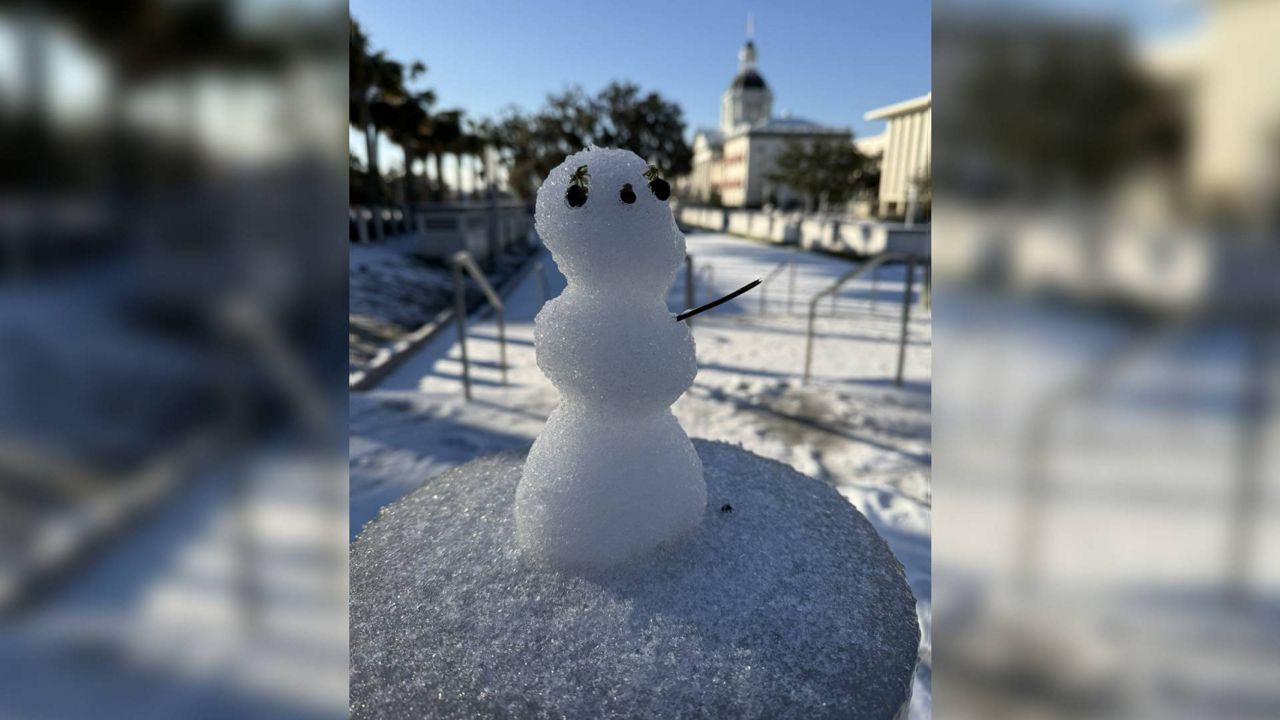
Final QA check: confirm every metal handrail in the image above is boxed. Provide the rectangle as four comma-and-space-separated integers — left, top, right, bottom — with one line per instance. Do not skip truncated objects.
758, 254, 799, 315
803, 252, 917, 385
451, 250, 507, 400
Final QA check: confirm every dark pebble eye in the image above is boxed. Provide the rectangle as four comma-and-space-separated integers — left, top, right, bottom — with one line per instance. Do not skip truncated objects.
566, 185, 588, 208
648, 178, 671, 201
720, 503, 732, 513
619, 183, 636, 204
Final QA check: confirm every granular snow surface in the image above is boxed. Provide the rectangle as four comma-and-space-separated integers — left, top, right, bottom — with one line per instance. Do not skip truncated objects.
349, 440, 919, 720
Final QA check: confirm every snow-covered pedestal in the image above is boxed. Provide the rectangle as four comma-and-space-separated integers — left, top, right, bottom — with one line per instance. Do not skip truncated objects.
350, 440, 919, 719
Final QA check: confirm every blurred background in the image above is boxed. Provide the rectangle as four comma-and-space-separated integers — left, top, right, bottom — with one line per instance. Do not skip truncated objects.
0, 1, 348, 719
18, 0, 1275, 716
933, 0, 1280, 718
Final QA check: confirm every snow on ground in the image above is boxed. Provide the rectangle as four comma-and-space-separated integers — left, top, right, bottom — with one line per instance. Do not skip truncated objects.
348, 234, 533, 373
349, 231, 933, 717
0, 265, 348, 718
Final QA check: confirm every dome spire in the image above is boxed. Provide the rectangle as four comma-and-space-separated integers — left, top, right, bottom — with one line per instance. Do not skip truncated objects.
738, 14, 757, 71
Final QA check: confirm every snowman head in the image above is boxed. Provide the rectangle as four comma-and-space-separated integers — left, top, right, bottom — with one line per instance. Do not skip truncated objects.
535, 147, 684, 294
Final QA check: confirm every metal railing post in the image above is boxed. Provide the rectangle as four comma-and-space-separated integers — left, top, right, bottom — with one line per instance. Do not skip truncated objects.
926, 262, 933, 310
684, 254, 695, 326
354, 208, 370, 244
535, 258, 549, 308
787, 258, 797, 314
870, 263, 880, 310
1013, 319, 1186, 594
1228, 322, 1269, 601
758, 257, 797, 316
450, 251, 509, 399
895, 256, 916, 387
803, 296, 819, 382
373, 205, 386, 243
452, 261, 471, 401
487, 192, 499, 271
496, 306, 508, 387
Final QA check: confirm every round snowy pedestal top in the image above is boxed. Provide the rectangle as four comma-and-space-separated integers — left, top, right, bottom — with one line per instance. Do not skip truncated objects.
350, 440, 919, 720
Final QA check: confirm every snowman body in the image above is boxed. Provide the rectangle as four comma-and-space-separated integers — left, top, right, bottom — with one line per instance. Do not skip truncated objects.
515, 148, 705, 569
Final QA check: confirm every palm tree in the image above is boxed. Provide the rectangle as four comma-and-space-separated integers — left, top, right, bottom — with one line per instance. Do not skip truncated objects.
423, 111, 462, 200
351, 16, 420, 205
368, 57, 421, 190
384, 89, 435, 206
349, 19, 380, 205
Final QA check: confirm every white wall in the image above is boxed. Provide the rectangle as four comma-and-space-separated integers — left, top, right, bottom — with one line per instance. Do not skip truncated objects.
877, 104, 932, 214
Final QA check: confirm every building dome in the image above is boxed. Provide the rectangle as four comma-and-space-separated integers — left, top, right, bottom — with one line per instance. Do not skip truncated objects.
731, 68, 768, 90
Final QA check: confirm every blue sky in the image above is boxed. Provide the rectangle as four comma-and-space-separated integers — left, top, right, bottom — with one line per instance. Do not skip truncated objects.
351, 0, 931, 154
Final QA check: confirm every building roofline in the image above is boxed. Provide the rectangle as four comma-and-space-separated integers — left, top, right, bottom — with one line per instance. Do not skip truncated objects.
723, 127, 851, 141
864, 93, 932, 121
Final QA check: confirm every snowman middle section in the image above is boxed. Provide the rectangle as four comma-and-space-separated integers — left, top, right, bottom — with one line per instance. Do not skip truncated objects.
515, 284, 706, 570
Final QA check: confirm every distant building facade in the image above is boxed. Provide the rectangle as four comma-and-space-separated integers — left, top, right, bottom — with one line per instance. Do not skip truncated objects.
863, 93, 931, 217
682, 34, 850, 208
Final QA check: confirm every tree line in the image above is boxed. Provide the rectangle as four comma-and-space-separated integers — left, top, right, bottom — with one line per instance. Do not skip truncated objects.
350, 15, 693, 205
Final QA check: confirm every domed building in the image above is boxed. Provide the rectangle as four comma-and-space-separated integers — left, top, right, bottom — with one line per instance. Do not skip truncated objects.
683, 29, 851, 209
720, 39, 772, 132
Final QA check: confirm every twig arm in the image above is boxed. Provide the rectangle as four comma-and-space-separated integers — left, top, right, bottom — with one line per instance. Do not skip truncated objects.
676, 279, 761, 322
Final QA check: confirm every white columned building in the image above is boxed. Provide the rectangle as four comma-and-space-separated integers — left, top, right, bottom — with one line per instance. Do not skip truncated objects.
863, 93, 932, 218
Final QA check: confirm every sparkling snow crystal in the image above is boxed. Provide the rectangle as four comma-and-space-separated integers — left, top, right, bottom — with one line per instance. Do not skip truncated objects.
350, 440, 920, 720
516, 147, 706, 569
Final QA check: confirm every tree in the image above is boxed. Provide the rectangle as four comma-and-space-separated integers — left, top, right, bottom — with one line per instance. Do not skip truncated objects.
367, 58, 421, 182
383, 93, 433, 205
913, 172, 931, 206
349, 19, 380, 204
954, 29, 1177, 196
595, 82, 693, 177
767, 139, 876, 212
372, 54, 437, 209
465, 119, 494, 193
350, 16, 421, 204
492, 82, 692, 200
421, 111, 462, 199
464, 119, 494, 195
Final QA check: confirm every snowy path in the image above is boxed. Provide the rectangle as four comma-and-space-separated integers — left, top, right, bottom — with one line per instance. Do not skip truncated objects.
932, 291, 1280, 718
349, 231, 932, 717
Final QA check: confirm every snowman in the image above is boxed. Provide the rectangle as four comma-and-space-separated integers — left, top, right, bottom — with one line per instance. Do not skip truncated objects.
515, 147, 705, 570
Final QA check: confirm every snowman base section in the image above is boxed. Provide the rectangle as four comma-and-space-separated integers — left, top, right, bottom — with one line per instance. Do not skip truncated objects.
350, 440, 919, 720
